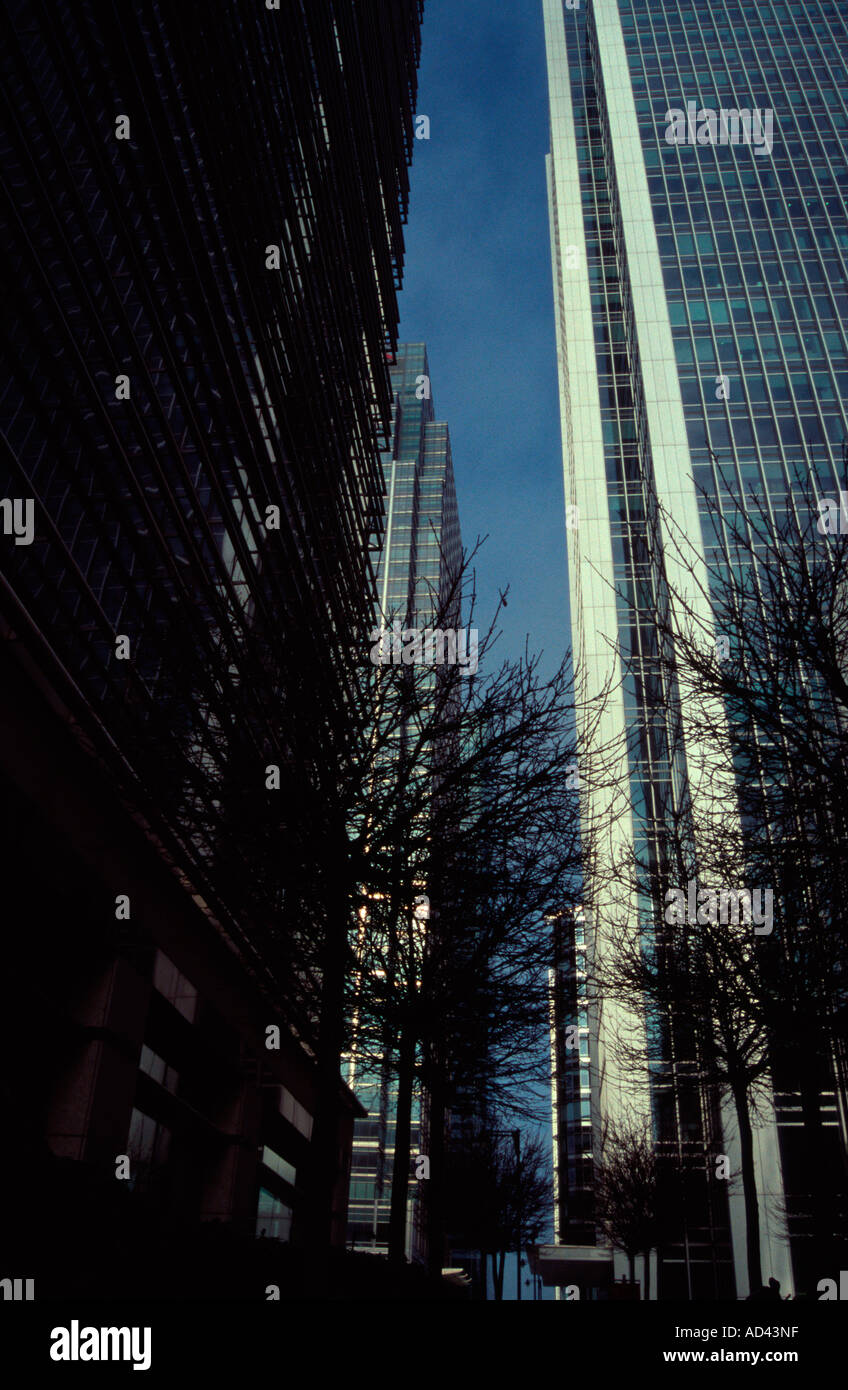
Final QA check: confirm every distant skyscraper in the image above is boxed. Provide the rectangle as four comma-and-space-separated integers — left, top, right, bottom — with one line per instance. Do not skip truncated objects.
377, 345, 463, 638
544, 0, 848, 1299
0, 0, 423, 1281
346, 344, 463, 1259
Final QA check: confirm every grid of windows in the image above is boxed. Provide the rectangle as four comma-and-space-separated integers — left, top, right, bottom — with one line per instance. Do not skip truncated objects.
377, 346, 462, 631
612, 0, 848, 1289
0, 0, 424, 1052
548, 0, 848, 1298
619, 0, 848, 527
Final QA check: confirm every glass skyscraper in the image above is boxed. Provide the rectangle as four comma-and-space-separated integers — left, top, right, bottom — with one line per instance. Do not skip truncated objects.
346, 344, 463, 1258
544, 0, 848, 1298
377, 345, 463, 638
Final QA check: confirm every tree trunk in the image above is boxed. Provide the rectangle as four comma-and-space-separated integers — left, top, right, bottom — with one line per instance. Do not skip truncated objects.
643, 1249, 651, 1301
628, 1250, 636, 1288
732, 1077, 763, 1295
425, 1061, 447, 1279
387, 1021, 416, 1262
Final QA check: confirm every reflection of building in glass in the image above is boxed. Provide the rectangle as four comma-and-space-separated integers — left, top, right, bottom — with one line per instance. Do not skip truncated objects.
544, 0, 848, 1299
346, 344, 463, 1260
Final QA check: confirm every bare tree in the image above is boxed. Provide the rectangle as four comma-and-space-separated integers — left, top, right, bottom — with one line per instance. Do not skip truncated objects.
595, 1116, 660, 1296
443, 1124, 551, 1301
344, 545, 594, 1263
590, 454, 848, 1293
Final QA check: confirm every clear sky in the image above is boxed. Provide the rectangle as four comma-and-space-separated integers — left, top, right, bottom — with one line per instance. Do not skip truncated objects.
398, 2, 563, 1294
398, 0, 569, 678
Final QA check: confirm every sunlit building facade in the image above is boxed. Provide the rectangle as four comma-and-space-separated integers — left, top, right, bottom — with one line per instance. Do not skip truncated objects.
544, 0, 848, 1298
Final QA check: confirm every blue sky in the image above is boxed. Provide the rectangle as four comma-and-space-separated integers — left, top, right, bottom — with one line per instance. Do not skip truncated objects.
398, 0, 568, 677
398, 0, 563, 1295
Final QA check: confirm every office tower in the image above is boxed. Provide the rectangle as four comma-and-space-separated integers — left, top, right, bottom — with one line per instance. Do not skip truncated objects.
377, 346, 463, 639
544, 0, 848, 1298
0, 0, 422, 1288
346, 344, 463, 1260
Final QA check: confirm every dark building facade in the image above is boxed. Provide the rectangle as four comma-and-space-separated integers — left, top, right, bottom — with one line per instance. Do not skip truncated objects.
548, 906, 596, 1251
0, 0, 423, 1291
